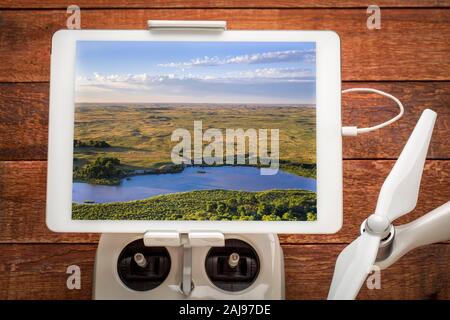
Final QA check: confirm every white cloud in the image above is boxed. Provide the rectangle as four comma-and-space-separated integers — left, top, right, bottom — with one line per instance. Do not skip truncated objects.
76, 67, 316, 104
77, 67, 314, 88
220, 67, 314, 83
75, 67, 315, 103
157, 49, 315, 68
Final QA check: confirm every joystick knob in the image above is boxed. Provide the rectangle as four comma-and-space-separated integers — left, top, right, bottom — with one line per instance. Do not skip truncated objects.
134, 253, 148, 268
205, 239, 260, 292
117, 239, 171, 291
228, 252, 240, 268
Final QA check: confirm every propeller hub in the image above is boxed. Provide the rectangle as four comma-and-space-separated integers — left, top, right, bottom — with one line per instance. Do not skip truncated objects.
366, 214, 391, 235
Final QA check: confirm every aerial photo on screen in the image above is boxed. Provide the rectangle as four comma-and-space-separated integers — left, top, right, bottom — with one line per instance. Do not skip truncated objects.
72, 40, 317, 221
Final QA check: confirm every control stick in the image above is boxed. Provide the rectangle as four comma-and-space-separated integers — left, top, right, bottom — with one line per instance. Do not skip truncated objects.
134, 253, 148, 268
228, 252, 240, 268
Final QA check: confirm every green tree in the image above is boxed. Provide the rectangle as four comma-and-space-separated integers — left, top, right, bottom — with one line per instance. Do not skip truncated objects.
307, 212, 317, 221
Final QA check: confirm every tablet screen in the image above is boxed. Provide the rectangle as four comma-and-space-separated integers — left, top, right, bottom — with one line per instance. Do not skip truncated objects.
72, 40, 317, 222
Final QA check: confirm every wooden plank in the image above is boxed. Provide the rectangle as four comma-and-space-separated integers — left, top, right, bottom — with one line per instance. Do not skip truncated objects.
341, 82, 450, 160
0, 243, 447, 299
0, 244, 96, 300
1, 0, 449, 9
0, 83, 49, 160
1, 160, 448, 244
283, 244, 450, 300
1, 82, 449, 161
0, 9, 449, 82
0, 161, 100, 244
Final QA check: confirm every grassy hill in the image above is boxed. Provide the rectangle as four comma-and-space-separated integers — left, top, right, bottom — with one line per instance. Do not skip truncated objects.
74, 103, 316, 172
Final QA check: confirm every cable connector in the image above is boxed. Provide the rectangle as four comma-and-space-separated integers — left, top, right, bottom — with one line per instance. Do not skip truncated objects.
341, 126, 358, 136
341, 88, 404, 136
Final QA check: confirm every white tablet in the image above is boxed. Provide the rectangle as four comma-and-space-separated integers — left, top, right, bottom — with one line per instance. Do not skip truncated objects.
47, 29, 342, 234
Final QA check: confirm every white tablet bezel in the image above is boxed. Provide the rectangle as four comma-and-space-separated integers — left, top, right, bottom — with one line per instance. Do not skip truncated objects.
47, 29, 342, 234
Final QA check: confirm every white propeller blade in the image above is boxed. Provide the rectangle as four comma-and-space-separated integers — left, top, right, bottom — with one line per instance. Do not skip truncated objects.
327, 232, 380, 300
328, 109, 437, 300
376, 201, 450, 270
375, 109, 437, 221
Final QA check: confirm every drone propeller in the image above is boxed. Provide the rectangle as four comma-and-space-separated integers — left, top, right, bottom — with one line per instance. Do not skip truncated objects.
376, 201, 450, 270
328, 109, 437, 300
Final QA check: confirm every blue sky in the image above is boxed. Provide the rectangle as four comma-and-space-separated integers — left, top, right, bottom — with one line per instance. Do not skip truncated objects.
75, 41, 316, 104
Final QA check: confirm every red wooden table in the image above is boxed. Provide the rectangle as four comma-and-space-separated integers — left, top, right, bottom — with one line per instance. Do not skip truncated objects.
0, 0, 449, 299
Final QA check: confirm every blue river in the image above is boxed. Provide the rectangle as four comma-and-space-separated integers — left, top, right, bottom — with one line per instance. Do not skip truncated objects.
72, 166, 316, 204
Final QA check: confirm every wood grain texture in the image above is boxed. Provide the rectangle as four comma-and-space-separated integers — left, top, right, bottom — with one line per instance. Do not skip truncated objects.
0, 83, 49, 160
1, 160, 448, 244
1, 0, 449, 9
0, 244, 96, 300
341, 82, 450, 160
0, 243, 447, 299
0, 1, 449, 301
1, 82, 449, 161
283, 244, 450, 300
1, 9, 450, 82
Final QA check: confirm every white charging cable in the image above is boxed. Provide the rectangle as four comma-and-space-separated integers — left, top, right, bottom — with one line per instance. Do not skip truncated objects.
341, 88, 404, 136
